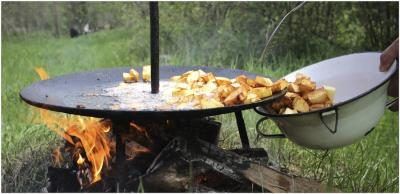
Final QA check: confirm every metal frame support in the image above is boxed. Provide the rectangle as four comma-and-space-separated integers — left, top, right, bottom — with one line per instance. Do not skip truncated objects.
111, 120, 130, 187
149, 2, 159, 94
234, 111, 250, 149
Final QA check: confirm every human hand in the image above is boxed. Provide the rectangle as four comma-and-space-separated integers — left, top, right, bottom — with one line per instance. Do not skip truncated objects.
379, 37, 398, 111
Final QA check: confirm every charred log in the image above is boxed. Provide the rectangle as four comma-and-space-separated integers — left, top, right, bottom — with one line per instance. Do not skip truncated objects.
47, 167, 80, 192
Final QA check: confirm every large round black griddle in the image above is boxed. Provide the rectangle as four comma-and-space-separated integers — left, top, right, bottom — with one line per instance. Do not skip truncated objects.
20, 66, 285, 119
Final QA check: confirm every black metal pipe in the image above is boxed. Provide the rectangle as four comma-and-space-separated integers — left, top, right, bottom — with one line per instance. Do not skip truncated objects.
234, 111, 250, 149
150, 2, 159, 94
111, 119, 130, 187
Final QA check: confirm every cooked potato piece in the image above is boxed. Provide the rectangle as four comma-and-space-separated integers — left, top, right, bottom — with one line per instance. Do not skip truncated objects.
235, 75, 251, 91
310, 103, 325, 111
231, 82, 241, 88
201, 72, 216, 83
142, 65, 151, 82
235, 75, 247, 84
283, 108, 298, 115
191, 81, 205, 89
250, 87, 272, 99
246, 79, 258, 88
129, 69, 140, 82
298, 79, 316, 92
181, 70, 194, 77
197, 69, 207, 76
292, 97, 309, 112
285, 92, 300, 99
188, 71, 202, 84
271, 100, 285, 112
169, 70, 280, 109
301, 92, 309, 101
217, 84, 235, 99
223, 88, 243, 106
323, 85, 336, 102
288, 83, 300, 93
238, 89, 248, 102
216, 77, 232, 86
240, 83, 252, 91
307, 89, 329, 104
172, 88, 194, 97
199, 82, 218, 93
255, 76, 273, 87
177, 94, 195, 103
295, 73, 310, 81
123, 72, 136, 83
175, 82, 190, 89
271, 79, 289, 93
200, 98, 224, 109
244, 92, 260, 104
281, 96, 292, 107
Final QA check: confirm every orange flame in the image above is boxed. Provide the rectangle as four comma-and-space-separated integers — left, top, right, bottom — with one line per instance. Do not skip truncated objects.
130, 122, 152, 143
35, 67, 111, 184
34, 67, 49, 80
52, 147, 64, 168
77, 153, 85, 165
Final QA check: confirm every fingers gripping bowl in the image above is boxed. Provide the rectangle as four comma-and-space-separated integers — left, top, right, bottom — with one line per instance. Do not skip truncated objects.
255, 52, 398, 149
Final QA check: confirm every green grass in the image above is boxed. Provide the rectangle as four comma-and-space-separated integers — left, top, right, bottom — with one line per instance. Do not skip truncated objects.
2, 28, 398, 192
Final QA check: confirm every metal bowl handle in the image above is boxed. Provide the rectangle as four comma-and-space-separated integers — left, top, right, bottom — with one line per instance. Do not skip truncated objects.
319, 108, 338, 134
253, 107, 269, 116
386, 97, 399, 108
255, 116, 286, 139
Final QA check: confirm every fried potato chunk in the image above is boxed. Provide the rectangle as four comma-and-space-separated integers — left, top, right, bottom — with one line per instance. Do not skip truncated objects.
249, 87, 272, 99
285, 92, 300, 99
283, 108, 298, 115
323, 85, 336, 102
307, 88, 329, 104
123, 72, 136, 83
217, 84, 235, 99
223, 88, 243, 106
200, 98, 224, 109
216, 77, 232, 86
255, 76, 273, 87
271, 100, 285, 112
271, 79, 289, 93
167, 70, 287, 109
298, 79, 316, 93
268, 73, 336, 114
288, 83, 300, 93
187, 71, 200, 84
142, 65, 151, 82
200, 72, 216, 83
292, 96, 310, 112
129, 69, 140, 82
246, 79, 258, 88
244, 92, 260, 104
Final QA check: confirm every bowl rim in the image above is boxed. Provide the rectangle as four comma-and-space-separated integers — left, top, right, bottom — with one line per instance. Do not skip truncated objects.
255, 53, 398, 118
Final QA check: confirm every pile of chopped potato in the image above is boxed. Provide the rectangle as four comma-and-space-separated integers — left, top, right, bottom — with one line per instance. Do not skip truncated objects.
122, 65, 151, 83
168, 69, 288, 109
270, 73, 336, 114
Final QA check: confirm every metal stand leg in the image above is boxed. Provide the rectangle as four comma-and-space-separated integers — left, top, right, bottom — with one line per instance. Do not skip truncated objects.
111, 120, 130, 190
235, 111, 250, 149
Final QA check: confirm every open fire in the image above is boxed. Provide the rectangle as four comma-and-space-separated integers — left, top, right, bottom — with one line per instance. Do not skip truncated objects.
35, 68, 114, 185
32, 67, 329, 192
